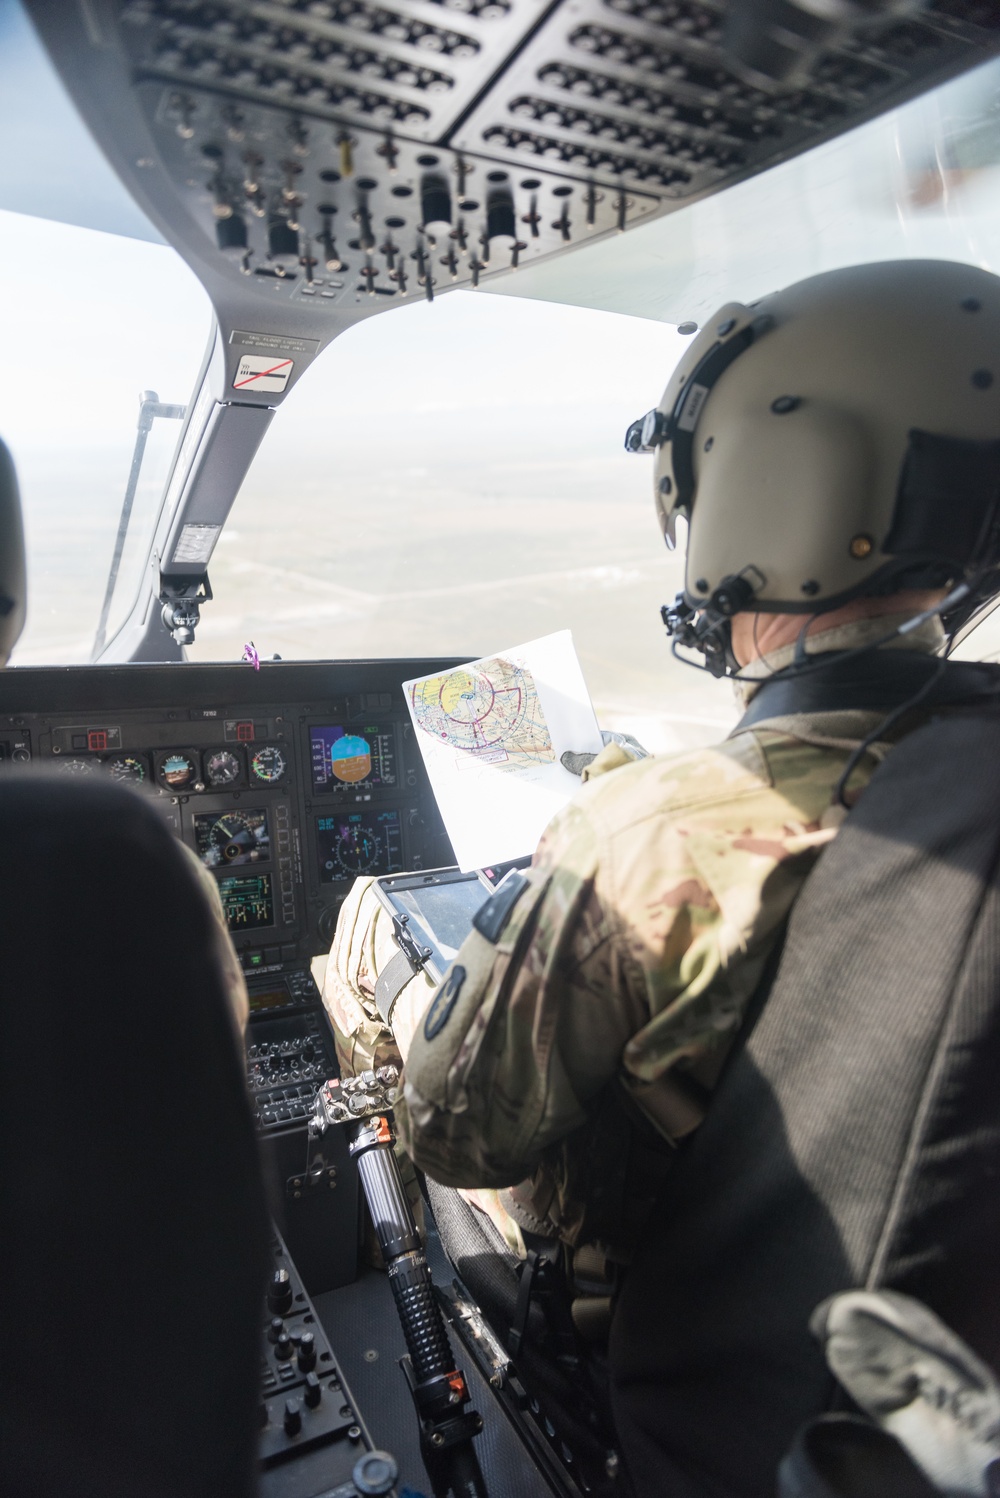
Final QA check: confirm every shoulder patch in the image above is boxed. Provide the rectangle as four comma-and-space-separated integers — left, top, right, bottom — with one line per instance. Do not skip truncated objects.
423, 964, 466, 1040
472, 871, 530, 945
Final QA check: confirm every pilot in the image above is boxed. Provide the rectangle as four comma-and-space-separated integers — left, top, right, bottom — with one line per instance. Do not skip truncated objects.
324, 258, 1000, 1271
0, 438, 249, 1035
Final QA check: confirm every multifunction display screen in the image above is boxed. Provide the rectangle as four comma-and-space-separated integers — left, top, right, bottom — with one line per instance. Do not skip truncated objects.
248, 988, 291, 1014
194, 808, 271, 867
310, 724, 396, 794
218, 872, 274, 931
317, 810, 403, 882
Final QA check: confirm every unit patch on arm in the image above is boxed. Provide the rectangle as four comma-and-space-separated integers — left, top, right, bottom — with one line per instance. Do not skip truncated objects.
424, 965, 466, 1040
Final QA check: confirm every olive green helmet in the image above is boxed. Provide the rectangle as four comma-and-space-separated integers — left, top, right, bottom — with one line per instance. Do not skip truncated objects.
0, 439, 26, 667
626, 260, 1000, 626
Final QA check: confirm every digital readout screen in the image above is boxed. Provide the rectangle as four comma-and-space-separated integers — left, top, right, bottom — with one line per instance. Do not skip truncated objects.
317, 810, 403, 882
248, 988, 290, 1013
310, 725, 396, 793
218, 872, 274, 931
194, 807, 270, 867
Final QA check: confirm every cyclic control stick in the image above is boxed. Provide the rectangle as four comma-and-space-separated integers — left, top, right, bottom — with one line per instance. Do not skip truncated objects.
311, 1067, 488, 1498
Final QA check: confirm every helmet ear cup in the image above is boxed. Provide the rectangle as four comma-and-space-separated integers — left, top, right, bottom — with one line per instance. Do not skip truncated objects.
686, 407, 875, 607
0, 441, 26, 668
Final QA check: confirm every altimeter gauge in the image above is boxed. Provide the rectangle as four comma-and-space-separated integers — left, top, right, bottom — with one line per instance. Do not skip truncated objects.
205, 749, 242, 787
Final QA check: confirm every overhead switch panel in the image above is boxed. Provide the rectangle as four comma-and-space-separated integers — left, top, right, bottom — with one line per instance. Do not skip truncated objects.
27, 0, 1000, 329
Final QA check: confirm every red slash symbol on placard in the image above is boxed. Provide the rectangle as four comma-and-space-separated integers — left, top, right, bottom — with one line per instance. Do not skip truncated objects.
233, 358, 292, 389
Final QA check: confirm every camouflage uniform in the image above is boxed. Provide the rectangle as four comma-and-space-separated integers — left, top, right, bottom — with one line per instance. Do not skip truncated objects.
323, 617, 944, 1263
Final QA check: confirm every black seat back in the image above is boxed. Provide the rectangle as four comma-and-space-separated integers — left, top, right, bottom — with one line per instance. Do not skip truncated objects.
0, 773, 269, 1498
610, 711, 1000, 1497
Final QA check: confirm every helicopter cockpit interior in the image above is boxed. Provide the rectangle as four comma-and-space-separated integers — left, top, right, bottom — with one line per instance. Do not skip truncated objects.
4, 1, 1000, 1495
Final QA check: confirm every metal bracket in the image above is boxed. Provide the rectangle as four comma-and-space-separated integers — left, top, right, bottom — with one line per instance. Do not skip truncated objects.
286, 1156, 338, 1199
159, 572, 213, 647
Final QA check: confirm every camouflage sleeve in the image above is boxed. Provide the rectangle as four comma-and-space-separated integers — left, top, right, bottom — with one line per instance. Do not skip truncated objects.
321, 875, 439, 1076
394, 800, 650, 1189
179, 841, 249, 1035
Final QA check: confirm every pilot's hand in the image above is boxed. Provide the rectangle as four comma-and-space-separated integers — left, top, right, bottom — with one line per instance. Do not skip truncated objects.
560, 730, 649, 777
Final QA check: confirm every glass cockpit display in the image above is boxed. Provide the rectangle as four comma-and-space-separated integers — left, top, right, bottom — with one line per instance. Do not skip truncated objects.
317, 810, 403, 882
218, 872, 274, 931
310, 725, 396, 795
194, 807, 271, 867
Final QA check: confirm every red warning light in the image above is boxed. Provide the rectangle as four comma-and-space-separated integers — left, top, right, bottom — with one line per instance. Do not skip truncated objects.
236, 722, 254, 742
87, 730, 108, 752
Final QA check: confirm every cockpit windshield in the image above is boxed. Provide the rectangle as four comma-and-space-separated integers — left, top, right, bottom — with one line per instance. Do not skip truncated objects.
7, 49, 1000, 744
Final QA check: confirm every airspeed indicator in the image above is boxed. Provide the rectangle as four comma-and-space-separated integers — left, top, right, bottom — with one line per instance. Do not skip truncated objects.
107, 756, 146, 785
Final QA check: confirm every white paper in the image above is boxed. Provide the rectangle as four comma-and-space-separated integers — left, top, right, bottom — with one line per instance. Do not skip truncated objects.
403, 630, 603, 871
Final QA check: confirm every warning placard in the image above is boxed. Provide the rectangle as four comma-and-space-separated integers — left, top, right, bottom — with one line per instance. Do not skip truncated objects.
233, 355, 293, 393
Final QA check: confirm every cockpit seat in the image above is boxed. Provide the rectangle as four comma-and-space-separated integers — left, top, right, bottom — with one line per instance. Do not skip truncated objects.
0, 772, 269, 1498
610, 707, 1000, 1496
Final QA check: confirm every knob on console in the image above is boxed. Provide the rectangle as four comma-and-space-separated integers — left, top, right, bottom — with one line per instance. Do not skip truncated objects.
268, 217, 300, 268
297, 1331, 316, 1371
304, 1371, 322, 1409
284, 1398, 302, 1437
267, 1267, 293, 1315
421, 173, 452, 235
268, 1316, 285, 1344
275, 1331, 293, 1362
352, 1451, 399, 1495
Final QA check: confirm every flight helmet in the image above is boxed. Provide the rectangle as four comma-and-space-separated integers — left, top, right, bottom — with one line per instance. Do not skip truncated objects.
0, 439, 26, 667
625, 260, 1000, 670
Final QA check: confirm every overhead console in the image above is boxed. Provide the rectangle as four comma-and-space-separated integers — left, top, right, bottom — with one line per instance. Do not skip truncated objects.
26, 1, 1000, 337
0, 658, 459, 968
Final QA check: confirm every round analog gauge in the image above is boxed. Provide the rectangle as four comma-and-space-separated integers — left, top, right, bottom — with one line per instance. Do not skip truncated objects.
205, 749, 242, 787
107, 756, 146, 785
329, 824, 380, 877
158, 752, 197, 790
251, 745, 286, 784
58, 757, 96, 775
211, 813, 257, 863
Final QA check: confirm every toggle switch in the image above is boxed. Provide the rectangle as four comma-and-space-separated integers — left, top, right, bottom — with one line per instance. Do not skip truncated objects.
354, 202, 375, 252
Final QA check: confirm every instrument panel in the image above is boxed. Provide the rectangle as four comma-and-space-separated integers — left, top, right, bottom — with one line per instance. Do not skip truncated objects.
0, 658, 461, 973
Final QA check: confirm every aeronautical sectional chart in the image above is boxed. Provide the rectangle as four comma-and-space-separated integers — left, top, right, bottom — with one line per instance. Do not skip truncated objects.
408, 654, 555, 769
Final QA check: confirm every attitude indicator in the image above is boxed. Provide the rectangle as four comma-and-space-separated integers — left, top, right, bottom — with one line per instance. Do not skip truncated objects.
310, 724, 396, 795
